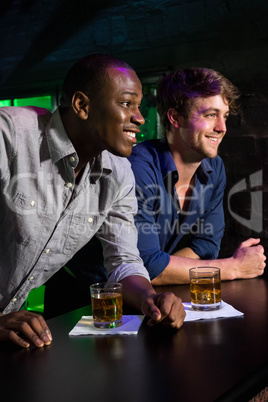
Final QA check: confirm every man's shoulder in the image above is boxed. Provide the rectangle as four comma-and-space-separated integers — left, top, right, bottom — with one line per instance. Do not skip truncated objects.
0, 106, 51, 128
0, 106, 50, 117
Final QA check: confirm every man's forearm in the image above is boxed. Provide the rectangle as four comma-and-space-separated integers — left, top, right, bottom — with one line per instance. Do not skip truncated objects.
150, 248, 233, 285
151, 248, 199, 285
151, 241, 265, 285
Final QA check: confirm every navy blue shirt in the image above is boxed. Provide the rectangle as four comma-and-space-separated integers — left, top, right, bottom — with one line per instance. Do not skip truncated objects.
128, 139, 226, 280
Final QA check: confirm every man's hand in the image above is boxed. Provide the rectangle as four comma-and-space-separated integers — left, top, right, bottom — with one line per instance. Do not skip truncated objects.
230, 238, 266, 279
120, 275, 185, 328
141, 292, 186, 329
0, 310, 52, 348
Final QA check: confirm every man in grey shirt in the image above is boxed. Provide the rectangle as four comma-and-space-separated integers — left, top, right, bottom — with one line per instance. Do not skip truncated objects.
0, 54, 185, 348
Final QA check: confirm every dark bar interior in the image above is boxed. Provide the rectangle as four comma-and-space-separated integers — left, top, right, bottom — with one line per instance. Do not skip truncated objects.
1, 0, 267, 259
0, 1, 268, 400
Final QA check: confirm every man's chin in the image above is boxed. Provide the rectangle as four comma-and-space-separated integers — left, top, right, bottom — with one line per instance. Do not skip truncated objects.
202, 148, 219, 159
108, 146, 133, 158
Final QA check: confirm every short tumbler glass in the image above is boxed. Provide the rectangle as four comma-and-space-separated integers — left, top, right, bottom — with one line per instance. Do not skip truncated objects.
90, 282, 123, 329
189, 267, 222, 311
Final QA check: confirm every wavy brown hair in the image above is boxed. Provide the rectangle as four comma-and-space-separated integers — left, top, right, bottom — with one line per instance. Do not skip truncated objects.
156, 67, 240, 136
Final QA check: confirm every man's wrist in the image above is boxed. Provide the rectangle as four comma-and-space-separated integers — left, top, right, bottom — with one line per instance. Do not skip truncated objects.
220, 257, 237, 281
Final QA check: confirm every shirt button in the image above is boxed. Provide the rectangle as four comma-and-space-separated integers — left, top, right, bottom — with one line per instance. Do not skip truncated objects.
88, 217, 93, 223
45, 249, 50, 254
11, 298, 17, 303
70, 156, 76, 163
30, 200, 35, 206
28, 276, 34, 281
177, 210, 180, 214
66, 182, 73, 188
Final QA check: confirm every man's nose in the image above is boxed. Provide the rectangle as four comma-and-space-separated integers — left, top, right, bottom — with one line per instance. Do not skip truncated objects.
214, 116, 226, 133
131, 109, 145, 126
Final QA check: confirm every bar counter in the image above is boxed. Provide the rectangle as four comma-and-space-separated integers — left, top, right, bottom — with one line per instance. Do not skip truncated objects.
1, 277, 268, 402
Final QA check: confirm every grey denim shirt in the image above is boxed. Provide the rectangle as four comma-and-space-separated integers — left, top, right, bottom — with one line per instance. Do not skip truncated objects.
0, 106, 149, 313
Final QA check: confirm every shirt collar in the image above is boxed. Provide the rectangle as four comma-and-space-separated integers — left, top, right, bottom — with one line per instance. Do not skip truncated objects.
90, 151, 112, 183
158, 138, 177, 179
46, 108, 77, 164
46, 108, 112, 181
158, 138, 213, 184
197, 158, 213, 183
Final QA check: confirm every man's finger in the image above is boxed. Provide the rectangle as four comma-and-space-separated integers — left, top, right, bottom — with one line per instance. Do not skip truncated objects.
141, 297, 161, 323
239, 238, 260, 248
0, 311, 52, 348
9, 330, 31, 348
22, 316, 52, 346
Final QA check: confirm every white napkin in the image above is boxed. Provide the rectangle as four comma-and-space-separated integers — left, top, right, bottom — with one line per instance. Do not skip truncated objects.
183, 300, 244, 321
69, 315, 144, 336
69, 302, 243, 336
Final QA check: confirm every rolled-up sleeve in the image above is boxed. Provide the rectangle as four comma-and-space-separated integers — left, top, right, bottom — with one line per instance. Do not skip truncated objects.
96, 162, 150, 283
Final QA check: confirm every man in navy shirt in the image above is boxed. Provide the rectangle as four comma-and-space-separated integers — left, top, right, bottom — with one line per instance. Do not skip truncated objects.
51, 66, 266, 308
128, 67, 266, 284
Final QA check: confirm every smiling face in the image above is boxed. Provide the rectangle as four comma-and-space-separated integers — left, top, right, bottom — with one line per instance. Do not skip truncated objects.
84, 67, 144, 158
172, 95, 229, 161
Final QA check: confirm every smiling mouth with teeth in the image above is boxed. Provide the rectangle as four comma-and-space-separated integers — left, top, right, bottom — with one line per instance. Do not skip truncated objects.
207, 136, 218, 142
124, 131, 137, 144
125, 131, 136, 139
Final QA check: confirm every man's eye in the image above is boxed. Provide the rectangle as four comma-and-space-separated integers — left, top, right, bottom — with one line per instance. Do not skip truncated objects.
122, 101, 130, 107
205, 113, 217, 118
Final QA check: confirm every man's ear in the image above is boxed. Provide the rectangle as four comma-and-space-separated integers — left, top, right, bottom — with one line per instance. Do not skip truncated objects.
167, 108, 183, 128
72, 91, 90, 120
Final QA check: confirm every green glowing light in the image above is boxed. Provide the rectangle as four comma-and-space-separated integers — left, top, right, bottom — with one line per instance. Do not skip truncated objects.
14, 95, 52, 110
0, 100, 12, 107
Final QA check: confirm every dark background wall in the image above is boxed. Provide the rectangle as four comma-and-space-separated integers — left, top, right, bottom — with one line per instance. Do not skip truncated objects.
1, 0, 267, 258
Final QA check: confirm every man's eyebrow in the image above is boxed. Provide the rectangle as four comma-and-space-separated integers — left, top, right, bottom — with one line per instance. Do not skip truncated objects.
121, 91, 140, 97
121, 91, 143, 101
199, 107, 229, 114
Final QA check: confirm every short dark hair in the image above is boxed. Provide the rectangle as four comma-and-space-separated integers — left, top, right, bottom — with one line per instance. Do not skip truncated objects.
156, 67, 240, 136
60, 53, 134, 109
